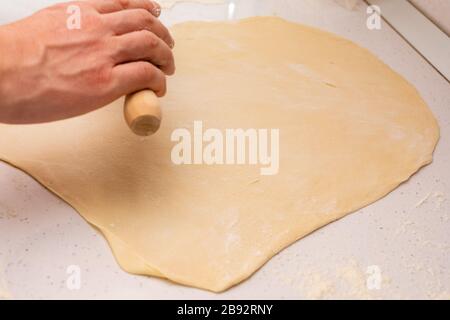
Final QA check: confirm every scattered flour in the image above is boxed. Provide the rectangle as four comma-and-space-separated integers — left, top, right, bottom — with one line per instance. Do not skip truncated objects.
291, 259, 390, 299
414, 191, 446, 209
0, 201, 17, 219
415, 192, 431, 208
432, 192, 446, 209
301, 272, 335, 299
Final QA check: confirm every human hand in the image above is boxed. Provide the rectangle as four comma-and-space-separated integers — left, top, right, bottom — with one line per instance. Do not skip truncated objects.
0, 0, 175, 124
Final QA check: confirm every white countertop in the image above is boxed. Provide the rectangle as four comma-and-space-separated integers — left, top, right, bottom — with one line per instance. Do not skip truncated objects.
0, 0, 449, 299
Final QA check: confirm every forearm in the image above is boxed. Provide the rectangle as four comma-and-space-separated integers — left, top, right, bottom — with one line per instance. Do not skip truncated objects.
0, 26, 11, 120
0, 20, 57, 124
0, 23, 34, 123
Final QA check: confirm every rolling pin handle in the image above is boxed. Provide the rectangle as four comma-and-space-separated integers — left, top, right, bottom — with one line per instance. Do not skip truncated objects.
124, 90, 162, 136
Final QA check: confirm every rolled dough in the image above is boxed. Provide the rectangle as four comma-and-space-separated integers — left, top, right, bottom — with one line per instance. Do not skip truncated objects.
0, 17, 439, 292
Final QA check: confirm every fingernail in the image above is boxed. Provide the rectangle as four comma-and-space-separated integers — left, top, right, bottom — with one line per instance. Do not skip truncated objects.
151, 1, 161, 17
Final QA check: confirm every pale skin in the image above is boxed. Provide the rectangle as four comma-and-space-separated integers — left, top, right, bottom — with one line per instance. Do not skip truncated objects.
0, 0, 175, 124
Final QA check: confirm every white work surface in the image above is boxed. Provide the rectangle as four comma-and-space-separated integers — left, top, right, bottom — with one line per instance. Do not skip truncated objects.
0, 0, 449, 299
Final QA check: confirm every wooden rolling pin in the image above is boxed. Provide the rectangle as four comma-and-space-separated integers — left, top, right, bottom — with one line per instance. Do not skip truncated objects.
124, 90, 162, 136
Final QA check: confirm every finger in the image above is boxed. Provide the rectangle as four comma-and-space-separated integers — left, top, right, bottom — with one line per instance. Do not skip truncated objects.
89, 0, 161, 17
112, 61, 167, 97
111, 30, 175, 75
103, 8, 174, 48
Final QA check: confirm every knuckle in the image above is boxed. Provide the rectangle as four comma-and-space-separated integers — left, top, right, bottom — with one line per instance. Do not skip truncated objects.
140, 30, 159, 48
98, 14, 111, 30
88, 65, 113, 88
109, 39, 124, 62
139, 64, 166, 96
139, 63, 156, 80
69, 1, 95, 14
136, 9, 154, 25
80, 9, 105, 30
91, 14, 106, 28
